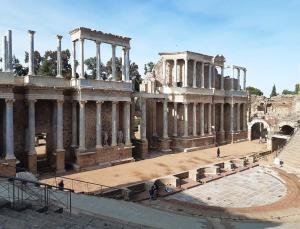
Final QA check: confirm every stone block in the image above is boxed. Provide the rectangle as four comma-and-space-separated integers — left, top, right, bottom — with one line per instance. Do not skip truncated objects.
55, 150, 65, 174
224, 161, 235, 170
0, 159, 16, 177
27, 154, 37, 174
158, 138, 171, 152
204, 165, 220, 175
157, 175, 180, 188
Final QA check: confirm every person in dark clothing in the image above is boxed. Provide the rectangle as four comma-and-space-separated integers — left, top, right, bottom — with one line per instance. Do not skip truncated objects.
58, 180, 64, 191
217, 147, 220, 158
149, 185, 155, 200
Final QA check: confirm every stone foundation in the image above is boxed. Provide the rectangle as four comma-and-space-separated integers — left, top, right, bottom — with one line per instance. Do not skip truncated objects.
171, 135, 215, 152
0, 159, 16, 177
55, 150, 66, 174
132, 139, 148, 159
216, 131, 226, 145
158, 138, 171, 152
26, 154, 37, 174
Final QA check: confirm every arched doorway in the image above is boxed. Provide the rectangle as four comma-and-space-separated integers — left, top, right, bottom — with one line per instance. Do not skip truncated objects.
280, 125, 294, 135
248, 119, 271, 141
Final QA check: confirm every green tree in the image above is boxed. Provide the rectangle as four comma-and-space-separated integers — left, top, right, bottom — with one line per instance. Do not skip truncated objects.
282, 89, 295, 95
25, 51, 42, 75
84, 57, 105, 79
144, 62, 154, 75
106, 57, 122, 80
130, 62, 142, 91
270, 84, 278, 97
246, 86, 263, 96
12, 56, 28, 76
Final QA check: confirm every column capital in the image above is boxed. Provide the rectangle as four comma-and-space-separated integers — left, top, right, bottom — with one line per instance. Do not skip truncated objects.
5, 98, 15, 104
28, 30, 35, 35
111, 44, 116, 49
57, 99, 64, 105
27, 99, 37, 104
95, 40, 101, 45
96, 100, 104, 104
79, 100, 87, 105
112, 101, 118, 104
56, 35, 63, 40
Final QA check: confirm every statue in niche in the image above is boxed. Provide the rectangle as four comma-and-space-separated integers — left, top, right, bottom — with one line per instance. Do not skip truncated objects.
103, 131, 109, 147
118, 130, 124, 146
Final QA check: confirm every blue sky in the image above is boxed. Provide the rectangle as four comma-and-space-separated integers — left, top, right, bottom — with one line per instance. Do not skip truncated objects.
1, 0, 300, 95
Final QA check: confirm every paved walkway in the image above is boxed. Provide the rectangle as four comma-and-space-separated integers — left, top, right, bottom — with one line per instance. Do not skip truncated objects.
41, 140, 267, 190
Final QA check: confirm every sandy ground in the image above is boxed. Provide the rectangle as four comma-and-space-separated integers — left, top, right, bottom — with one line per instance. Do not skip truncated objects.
41, 140, 267, 189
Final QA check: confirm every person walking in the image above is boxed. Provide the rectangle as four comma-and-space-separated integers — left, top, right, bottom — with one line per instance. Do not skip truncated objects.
217, 147, 220, 158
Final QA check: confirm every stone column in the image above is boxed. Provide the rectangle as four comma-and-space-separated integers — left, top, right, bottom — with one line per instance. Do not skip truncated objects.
71, 101, 77, 147
231, 67, 235, 91
111, 44, 116, 81
221, 66, 224, 90
130, 101, 135, 139
162, 59, 167, 86
28, 99, 36, 155
71, 41, 76, 79
2, 36, 7, 72
125, 48, 130, 82
96, 41, 101, 80
122, 47, 126, 81
56, 100, 64, 150
78, 100, 86, 151
220, 103, 224, 132
212, 103, 215, 133
243, 69, 247, 90
173, 59, 177, 87
237, 68, 241, 90
192, 60, 197, 88
230, 103, 234, 133
173, 103, 178, 137
200, 103, 205, 136
28, 30, 35, 75
193, 102, 197, 136
237, 103, 240, 131
211, 65, 215, 89
124, 101, 131, 145
183, 103, 189, 137
152, 100, 157, 136
208, 64, 212, 89
140, 98, 147, 140
79, 38, 85, 79
183, 59, 188, 87
243, 103, 247, 131
56, 35, 63, 78
208, 104, 212, 135
163, 100, 168, 139
7, 30, 12, 72
201, 62, 205, 89
96, 101, 103, 149
5, 99, 15, 159
111, 101, 118, 146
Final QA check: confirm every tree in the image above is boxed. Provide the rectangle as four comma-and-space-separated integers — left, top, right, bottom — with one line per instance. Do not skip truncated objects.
282, 89, 295, 95
130, 62, 142, 91
25, 51, 42, 75
84, 57, 105, 79
106, 57, 122, 80
270, 84, 278, 97
246, 86, 263, 96
12, 56, 28, 76
144, 62, 154, 75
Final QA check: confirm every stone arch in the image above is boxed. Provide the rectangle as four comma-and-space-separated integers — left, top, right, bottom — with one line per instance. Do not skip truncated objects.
278, 121, 296, 135
248, 118, 271, 141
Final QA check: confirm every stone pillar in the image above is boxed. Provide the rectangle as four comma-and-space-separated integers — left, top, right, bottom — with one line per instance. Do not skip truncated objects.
7, 30, 12, 72
56, 100, 64, 150
111, 44, 116, 80
111, 101, 118, 146
208, 104, 212, 135
192, 60, 197, 88
201, 62, 205, 89
130, 101, 135, 139
79, 38, 85, 79
237, 103, 240, 131
28, 99, 36, 155
243, 69, 247, 90
220, 103, 224, 132
173, 103, 178, 137
71, 101, 77, 147
211, 65, 215, 89
96, 101, 103, 149
2, 36, 7, 72
125, 48, 130, 82
124, 101, 131, 145
140, 99, 147, 140
200, 103, 205, 136
162, 59, 167, 86
163, 100, 168, 139
56, 35, 63, 78
221, 66, 224, 90
230, 103, 234, 133
231, 67, 235, 91
152, 100, 157, 136
212, 103, 215, 133
71, 41, 76, 79
237, 68, 241, 90
122, 47, 126, 81
173, 59, 177, 87
28, 30, 35, 75
5, 99, 15, 159
96, 41, 101, 80
243, 103, 247, 131
183, 59, 188, 87
78, 100, 86, 151
208, 64, 212, 89
193, 102, 197, 136
183, 103, 189, 137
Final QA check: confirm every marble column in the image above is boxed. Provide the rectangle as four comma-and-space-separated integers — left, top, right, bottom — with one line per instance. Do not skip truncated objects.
208, 104, 212, 135
173, 102, 178, 137
28, 30, 35, 75
220, 103, 224, 132
201, 62, 205, 89
208, 64, 212, 89
124, 101, 131, 145
200, 103, 205, 136
193, 102, 197, 136
183, 59, 188, 87
230, 103, 234, 133
162, 59, 166, 86
152, 100, 157, 136
237, 68, 241, 90
173, 59, 177, 87
96, 101, 103, 149
237, 103, 240, 131
111, 101, 118, 146
130, 101, 135, 139
231, 68, 235, 91
96, 41, 101, 80
212, 103, 215, 133
122, 47, 126, 81
243, 103, 248, 131
5, 99, 15, 159
78, 100, 86, 151
2, 36, 7, 72
7, 30, 12, 72
192, 60, 197, 88
71, 41, 76, 79
56, 100, 64, 150
71, 101, 77, 147
163, 100, 168, 139
79, 38, 85, 79
111, 44, 116, 81
243, 70, 247, 90
28, 99, 36, 155
221, 66, 224, 90
56, 35, 63, 78
140, 99, 147, 140
211, 65, 215, 89
183, 103, 189, 137
125, 48, 130, 82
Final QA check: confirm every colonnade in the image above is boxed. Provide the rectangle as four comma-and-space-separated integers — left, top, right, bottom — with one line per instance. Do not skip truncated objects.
232, 66, 247, 91
1, 30, 13, 72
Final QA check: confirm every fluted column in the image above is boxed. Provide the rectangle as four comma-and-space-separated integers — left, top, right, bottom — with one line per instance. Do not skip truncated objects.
56, 100, 64, 150
140, 98, 147, 140
7, 30, 12, 72
221, 66, 224, 90
71, 41, 76, 79
243, 103, 247, 131
211, 65, 215, 89
56, 35, 63, 78
183, 59, 188, 87
122, 47, 126, 81
208, 64, 212, 89
152, 100, 157, 136
162, 59, 167, 86
163, 100, 168, 138
124, 101, 131, 145
173, 103, 178, 137
183, 103, 189, 137
111, 44, 116, 80
237, 103, 240, 131
208, 104, 212, 135
125, 48, 130, 82
243, 69, 247, 90
192, 60, 197, 88
28, 99, 36, 155
173, 59, 177, 86
71, 101, 77, 147
237, 68, 241, 90
111, 101, 118, 146
220, 103, 224, 132
230, 103, 234, 133
2, 36, 7, 72
96, 41, 101, 80
193, 102, 197, 136
212, 103, 215, 133
200, 103, 205, 136
231, 67, 235, 91
5, 99, 15, 159
79, 100, 86, 151
28, 30, 35, 75
201, 62, 205, 89
96, 101, 103, 149
79, 38, 85, 79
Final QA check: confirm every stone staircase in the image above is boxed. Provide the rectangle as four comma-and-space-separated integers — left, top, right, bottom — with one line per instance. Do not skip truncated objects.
278, 129, 300, 177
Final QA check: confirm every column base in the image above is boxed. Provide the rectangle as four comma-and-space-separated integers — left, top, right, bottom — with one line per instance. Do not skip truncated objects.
55, 149, 65, 174
5, 154, 16, 160
158, 138, 171, 152
0, 158, 16, 177
132, 139, 148, 159
216, 131, 226, 145
27, 153, 37, 174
